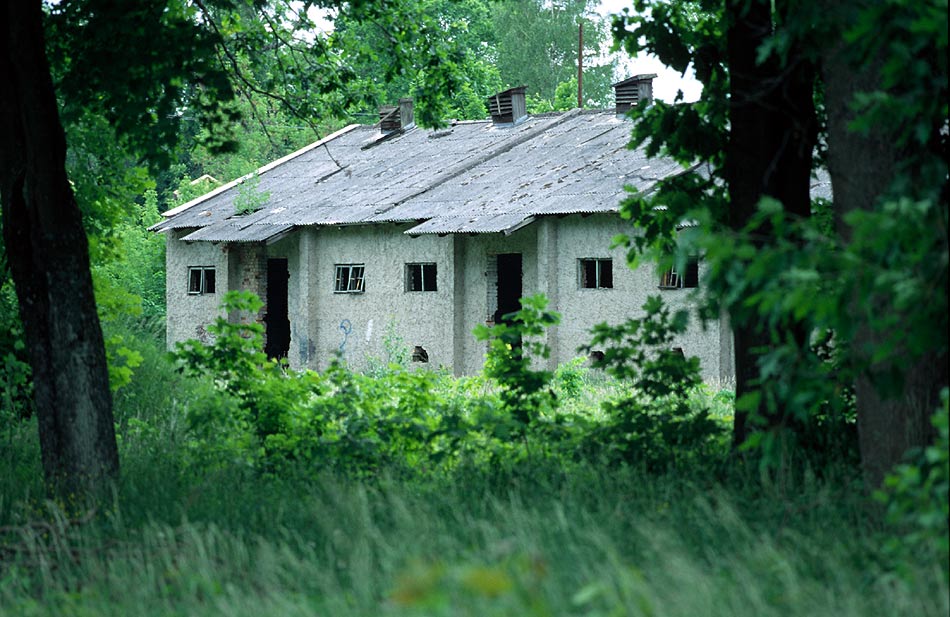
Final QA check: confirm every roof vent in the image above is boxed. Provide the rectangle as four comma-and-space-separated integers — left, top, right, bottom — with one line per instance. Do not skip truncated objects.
613, 74, 657, 116
379, 97, 414, 133
486, 86, 527, 126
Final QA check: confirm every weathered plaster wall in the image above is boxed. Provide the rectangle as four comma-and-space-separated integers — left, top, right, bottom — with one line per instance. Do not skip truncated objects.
552, 213, 729, 382
164, 217, 732, 382
302, 224, 458, 372
165, 229, 229, 346
455, 226, 539, 375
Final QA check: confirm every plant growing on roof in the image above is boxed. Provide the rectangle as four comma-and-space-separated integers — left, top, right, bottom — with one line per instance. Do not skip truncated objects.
234, 172, 270, 215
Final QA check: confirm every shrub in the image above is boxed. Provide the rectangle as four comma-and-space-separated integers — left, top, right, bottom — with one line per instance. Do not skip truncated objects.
473, 294, 560, 432
876, 387, 949, 574
583, 296, 724, 471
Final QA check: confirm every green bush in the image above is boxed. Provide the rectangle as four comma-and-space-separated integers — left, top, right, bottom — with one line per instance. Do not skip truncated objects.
876, 388, 949, 574
583, 296, 725, 471
473, 294, 560, 432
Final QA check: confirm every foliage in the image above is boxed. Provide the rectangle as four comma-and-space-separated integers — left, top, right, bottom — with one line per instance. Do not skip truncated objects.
493, 0, 616, 107
233, 172, 271, 215
609, 0, 947, 475
92, 189, 166, 321
584, 296, 724, 471
1, 410, 947, 616
474, 294, 561, 432
553, 77, 579, 110
332, 0, 502, 122
610, 0, 729, 269
163, 292, 722, 478
0, 285, 31, 422
44, 0, 240, 168
876, 388, 950, 574
170, 292, 468, 474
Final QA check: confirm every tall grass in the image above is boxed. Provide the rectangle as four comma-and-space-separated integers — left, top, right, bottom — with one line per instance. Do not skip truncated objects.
2, 447, 946, 616
0, 324, 945, 616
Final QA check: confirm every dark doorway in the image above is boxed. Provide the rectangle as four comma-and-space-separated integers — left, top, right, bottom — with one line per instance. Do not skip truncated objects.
494, 253, 522, 325
265, 258, 290, 360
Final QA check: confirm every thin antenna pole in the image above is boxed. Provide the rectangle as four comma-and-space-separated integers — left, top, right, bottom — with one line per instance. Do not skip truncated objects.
577, 22, 584, 108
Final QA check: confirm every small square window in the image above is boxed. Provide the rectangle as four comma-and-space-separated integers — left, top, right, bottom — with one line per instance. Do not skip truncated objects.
578, 258, 613, 289
660, 257, 699, 289
187, 267, 216, 295
334, 264, 365, 293
406, 263, 437, 292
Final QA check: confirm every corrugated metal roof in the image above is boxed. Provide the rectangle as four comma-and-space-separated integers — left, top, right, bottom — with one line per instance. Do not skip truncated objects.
180, 222, 293, 243
154, 108, 833, 242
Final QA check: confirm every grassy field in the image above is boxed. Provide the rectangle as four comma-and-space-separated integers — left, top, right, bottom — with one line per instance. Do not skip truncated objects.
0, 322, 946, 616
2, 424, 946, 615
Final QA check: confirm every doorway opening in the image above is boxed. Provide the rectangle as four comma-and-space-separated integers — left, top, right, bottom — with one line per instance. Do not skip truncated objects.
264, 258, 290, 360
494, 253, 523, 325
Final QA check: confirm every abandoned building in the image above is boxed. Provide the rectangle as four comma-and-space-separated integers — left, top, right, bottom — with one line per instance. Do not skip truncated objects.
152, 75, 740, 380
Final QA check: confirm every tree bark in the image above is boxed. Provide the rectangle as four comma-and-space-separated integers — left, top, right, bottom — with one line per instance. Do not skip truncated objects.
725, 0, 818, 448
822, 38, 943, 489
0, 0, 119, 498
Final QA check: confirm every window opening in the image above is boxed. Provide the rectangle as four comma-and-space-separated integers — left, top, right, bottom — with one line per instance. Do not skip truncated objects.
405, 263, 437, 292
188, 267, 216, 295
334, 264, 365, 293
578, 258, 613, 289
659, 257, 699, 289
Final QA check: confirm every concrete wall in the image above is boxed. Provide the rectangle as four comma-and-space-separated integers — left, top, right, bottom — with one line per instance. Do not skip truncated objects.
453, 226, 540, 375
163, 215, 732, 382
549, 214, 729, 382
165, 229, 229, 345
296, 224, 458, 372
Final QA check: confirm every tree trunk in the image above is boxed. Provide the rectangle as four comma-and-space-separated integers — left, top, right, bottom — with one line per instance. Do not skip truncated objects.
0, 0, 119, 498
725, 0, 817, 448
822, 39, 943, 489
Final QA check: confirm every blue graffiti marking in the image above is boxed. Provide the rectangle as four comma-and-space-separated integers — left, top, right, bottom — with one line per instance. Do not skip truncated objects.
338, 319, 353, 354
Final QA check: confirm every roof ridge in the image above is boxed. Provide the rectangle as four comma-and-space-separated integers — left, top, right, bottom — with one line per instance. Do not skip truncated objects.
151, 123, 361, 228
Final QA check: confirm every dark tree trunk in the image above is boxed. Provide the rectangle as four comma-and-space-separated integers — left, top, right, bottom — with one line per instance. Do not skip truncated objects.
822, 39, 943, 489
725, 0, 817, 448
0, 0, 119, 497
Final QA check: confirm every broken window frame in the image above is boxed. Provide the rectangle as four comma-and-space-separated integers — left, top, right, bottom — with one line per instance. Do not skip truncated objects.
659, 256, 699, 289
578, 258, 613, 289
405, 262, 437, 292
334, 264, 366, 293
187, 266, 216, 295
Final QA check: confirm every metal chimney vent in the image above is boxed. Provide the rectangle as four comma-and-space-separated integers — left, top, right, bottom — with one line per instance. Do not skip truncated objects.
379, 98, 414, 133
613, 74, 657, 115
486, 86, 527, 125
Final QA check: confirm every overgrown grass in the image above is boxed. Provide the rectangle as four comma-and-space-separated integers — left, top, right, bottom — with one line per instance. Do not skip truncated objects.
1, 455, 945, 617
0, 322, 945, 616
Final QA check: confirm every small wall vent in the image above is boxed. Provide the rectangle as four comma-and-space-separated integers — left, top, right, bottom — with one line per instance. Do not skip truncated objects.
486, 86, 528, 125
613, 74, 657, 116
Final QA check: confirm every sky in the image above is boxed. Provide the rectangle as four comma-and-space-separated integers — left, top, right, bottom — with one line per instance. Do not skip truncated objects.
595, 0, 702, 103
